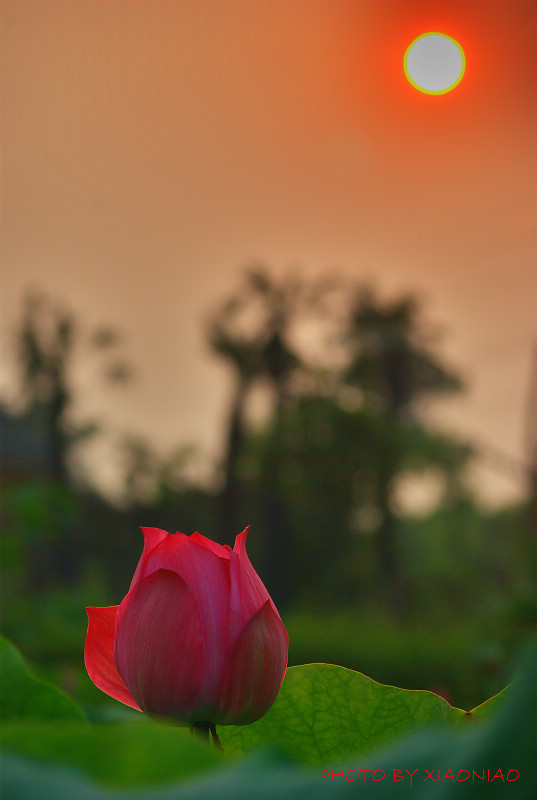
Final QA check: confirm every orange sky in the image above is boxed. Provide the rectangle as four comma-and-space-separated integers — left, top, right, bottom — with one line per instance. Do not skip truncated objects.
2, 1, 535, 505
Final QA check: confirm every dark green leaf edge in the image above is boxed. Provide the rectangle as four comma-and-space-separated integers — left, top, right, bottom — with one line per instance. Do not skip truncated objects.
0, 636, 86, 722
216, 661, 501, 764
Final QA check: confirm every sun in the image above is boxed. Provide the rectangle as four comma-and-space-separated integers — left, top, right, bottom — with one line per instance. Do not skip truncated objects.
404, 32, 465, 95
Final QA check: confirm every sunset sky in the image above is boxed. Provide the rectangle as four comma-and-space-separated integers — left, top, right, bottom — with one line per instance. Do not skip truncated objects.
2, 0, 535, 505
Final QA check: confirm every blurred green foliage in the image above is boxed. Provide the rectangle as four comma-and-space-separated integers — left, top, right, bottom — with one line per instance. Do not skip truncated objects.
1, 642, 535, 799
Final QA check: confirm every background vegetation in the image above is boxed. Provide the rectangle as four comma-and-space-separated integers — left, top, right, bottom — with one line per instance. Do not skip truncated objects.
1, 269, 535, 715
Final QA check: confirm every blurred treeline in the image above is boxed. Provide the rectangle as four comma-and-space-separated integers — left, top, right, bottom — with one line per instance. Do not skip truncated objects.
1, 272, 535, 711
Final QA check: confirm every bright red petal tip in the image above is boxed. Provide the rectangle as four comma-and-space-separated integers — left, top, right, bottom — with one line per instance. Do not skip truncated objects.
190, 531, 231, 560
228, 525, 276, 645
129, 527, 170, 590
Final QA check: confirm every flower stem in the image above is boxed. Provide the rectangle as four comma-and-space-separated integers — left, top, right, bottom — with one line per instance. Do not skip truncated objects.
209, 722, 223, 751
190, 721, 223, 751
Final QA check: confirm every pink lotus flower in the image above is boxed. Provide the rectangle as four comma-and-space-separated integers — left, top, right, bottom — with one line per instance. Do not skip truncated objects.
85, 526, 288, 727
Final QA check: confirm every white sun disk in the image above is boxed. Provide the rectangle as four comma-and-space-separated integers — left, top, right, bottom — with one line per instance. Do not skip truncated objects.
404, 33, 465, 94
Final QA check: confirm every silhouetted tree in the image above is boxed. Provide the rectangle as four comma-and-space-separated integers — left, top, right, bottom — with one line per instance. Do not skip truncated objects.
343, 287, 463, 613
14, 292, 131, 483
208, 268, 324, 604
